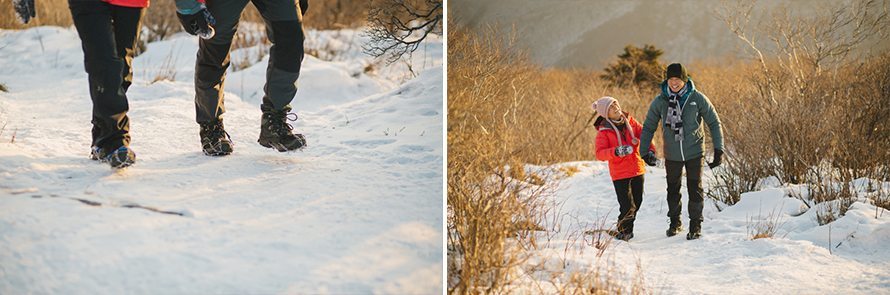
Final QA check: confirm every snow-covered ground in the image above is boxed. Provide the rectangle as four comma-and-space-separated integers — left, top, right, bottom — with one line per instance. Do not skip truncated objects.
0, 26, 443, 294
507, 161, 890, 294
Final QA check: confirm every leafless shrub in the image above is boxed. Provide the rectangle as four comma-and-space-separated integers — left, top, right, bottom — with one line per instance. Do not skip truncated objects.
747, 206, 787, 239
704, 0, 890, 221
302, 0, 369, 29
364, 0, 442, 64
552, 258, 648, 295
141, 0, 181, 43
581, 212, 616, 259
872, 191, 889, 219
150, 48, 178, 84
447, 164, 551, 293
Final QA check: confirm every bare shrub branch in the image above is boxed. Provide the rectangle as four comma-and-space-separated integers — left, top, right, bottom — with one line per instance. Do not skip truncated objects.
364, 0, 442, 64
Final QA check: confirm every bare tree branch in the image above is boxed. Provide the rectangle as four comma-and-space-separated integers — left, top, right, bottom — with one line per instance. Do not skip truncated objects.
363, 0, 442, 64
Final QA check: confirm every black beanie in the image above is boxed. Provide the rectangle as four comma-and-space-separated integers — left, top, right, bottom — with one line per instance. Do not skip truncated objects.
665, 63, 688, 82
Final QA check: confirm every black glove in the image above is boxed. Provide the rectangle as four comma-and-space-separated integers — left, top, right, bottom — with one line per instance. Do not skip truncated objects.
177, 8, 216, 39
13, 0, 36, 24
299, 0, 308, 15
614, 145, 633, 157
642, 150, 657, 167
708, 149, 723, 169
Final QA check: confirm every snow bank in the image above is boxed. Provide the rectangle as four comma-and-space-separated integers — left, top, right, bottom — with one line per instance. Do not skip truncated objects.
493, 161, 890, 294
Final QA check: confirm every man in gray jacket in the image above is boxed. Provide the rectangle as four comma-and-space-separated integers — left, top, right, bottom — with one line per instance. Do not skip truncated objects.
639, 63, 724, 240
175, 0, 309, 155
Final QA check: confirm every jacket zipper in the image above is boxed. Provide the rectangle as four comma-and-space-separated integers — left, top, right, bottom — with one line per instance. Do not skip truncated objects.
678, 91, 692, 161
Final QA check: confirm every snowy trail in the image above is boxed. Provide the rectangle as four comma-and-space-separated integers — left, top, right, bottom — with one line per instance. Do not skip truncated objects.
0, 27, 442, 294
516, 161, 890, 294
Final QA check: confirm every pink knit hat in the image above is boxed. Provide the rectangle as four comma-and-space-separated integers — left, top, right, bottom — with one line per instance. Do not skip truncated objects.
593, 96, 618, 119
592, 96, 638, 146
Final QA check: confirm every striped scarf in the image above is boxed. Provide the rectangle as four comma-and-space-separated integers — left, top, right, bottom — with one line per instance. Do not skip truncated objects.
666, 83, 689, 142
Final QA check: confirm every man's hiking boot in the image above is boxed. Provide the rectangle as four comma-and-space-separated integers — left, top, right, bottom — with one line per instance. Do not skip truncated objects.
687, 221, 702, 240
258, 104, 306, 152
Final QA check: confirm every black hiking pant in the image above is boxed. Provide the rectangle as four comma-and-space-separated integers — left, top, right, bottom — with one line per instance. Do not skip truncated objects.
194, 0, 305, 123
614, 175, 644, 234
69, 1, 143, 151
665, 157, 704, 224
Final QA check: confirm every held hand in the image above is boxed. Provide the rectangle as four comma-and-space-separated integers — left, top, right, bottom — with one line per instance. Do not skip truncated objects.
13, 0, 36, 24
642, 150, 658, 167
614, 145, 633, 157
708, 149, 723, 169
177, 8, 217, 39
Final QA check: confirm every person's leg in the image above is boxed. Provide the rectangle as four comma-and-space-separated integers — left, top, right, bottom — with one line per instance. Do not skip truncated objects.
665, 159, 685, 236
685, 157, 705, 238
629, 174, 645, 233
613, 177, 632, 234
665, 159, 684, 219
251, 0, 304, 110
192, 0, 247, 156
69, 1, 130, 153
110, 5, 144, 93
251, 0, 307, 151
194, 0, 250, 124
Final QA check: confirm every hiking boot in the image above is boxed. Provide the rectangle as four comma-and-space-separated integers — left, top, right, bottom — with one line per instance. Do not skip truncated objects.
90, 146, 103, 161
199, 119, 234, 156
614, 232, 634, 241
666, 218, 684, 237
104, 146, 136, 168
258, 104, 306, 152
686, 221, 702, 240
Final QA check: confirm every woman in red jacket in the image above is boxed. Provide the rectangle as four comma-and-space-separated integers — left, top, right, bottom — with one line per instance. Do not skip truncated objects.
15, 0, 148, 168
593, 96, 655, 241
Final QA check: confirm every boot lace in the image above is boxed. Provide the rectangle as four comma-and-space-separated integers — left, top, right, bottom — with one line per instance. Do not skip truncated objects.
202, 120, 230, 143
266, 111, 298, 137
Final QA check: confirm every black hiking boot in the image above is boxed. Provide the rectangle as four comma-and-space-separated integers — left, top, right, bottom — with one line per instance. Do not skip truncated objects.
90, 146, 103, 161
258, 104, 306, 152
686, 221, 702, 240
666, 218, 684, 237
104, 146, 136, 168
614, 232, 634, 241
199, 119, 234, 156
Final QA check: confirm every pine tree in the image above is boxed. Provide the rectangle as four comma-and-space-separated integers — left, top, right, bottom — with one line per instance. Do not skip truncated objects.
601, 44, 665, 88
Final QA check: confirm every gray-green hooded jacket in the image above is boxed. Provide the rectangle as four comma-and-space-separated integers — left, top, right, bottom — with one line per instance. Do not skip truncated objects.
639, 79, 723, 162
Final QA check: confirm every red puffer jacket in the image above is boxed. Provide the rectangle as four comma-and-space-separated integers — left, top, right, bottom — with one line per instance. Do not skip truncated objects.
105, 0, 150, 8
594, 114, 654, 181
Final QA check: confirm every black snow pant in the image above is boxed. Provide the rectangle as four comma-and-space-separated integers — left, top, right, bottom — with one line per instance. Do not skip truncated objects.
665, 157, 704, 224
194, 0, 305, 123
613, 174, 644, 234
69, 0, 143, 151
